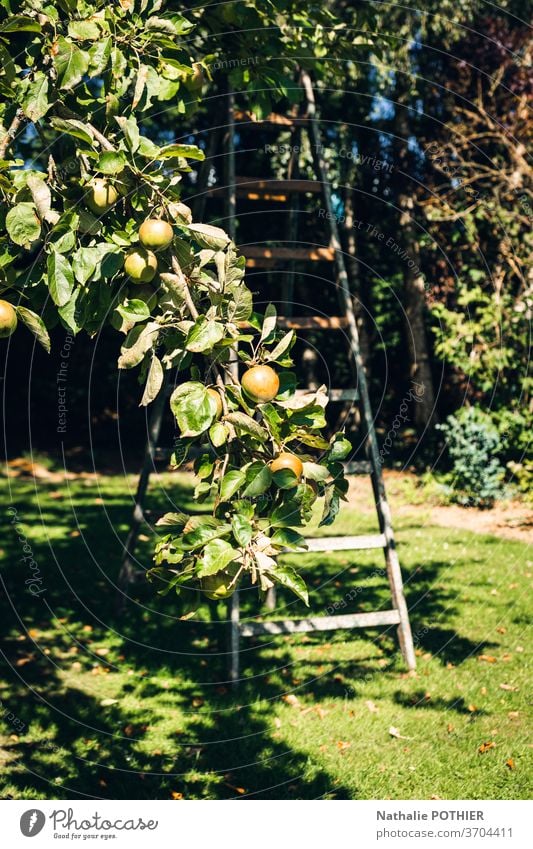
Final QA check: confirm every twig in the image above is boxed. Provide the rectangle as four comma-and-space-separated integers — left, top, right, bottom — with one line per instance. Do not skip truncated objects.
0, 109, 24, 159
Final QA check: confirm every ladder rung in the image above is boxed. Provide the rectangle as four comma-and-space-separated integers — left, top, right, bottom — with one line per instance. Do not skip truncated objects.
303, 534, 386, 552
234, 110, 309, 129
242, 246, 335, 263
239, 609, 401, 637
207, 186, 288, 202
277, 315, 347, 330
235, 177, 322, 194
295, 388, 358, 402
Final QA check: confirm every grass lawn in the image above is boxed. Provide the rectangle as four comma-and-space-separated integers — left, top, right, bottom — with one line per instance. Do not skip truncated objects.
0, 469, 531, 800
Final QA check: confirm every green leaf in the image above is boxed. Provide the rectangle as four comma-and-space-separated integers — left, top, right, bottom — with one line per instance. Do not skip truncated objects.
118, 321, 159, 369
97, 151, 126, 175
50, 117, 94, 145
219, 469, 246, 502
155, 512, 188, 530
0, 16, 41, 33
26, 175, 58, 224
320, 487, 341, 527
302, 462, 330, 482
88, 37, 112, 77
159, 143, 205, 161
196, 539, 239, 578
328, 435, 352, 461
271, 528, 307, 550
260, 303, 277, 343
140, 356, 163, 406
6, 203, 41, 248
187, 223, 230, 250
265, 330, 295, 363
47, 250, 74, 307
266, 563, 309, 605
116, 299, 150, 324
185, 316, 225, 353
242, 461, 272, 497
170, 381, 215, 437
68, 19, 100, 41
225, 411, 268, 440
209, 421, 228, 447
54, 36, 89, 91
58, 289, 81, 334
21, 72, 49, 122
115, 115, 139, 153
226, 282, 253, 322
272, 468, 299, 490
16, 307, 50, 353
183, 517, 231, 551
232, 515, 253, 547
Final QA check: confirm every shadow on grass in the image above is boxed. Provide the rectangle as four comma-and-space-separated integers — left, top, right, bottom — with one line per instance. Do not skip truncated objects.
0, 474, 499, 799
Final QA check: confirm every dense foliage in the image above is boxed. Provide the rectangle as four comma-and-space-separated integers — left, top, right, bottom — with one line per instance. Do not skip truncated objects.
0, 0, 357, 606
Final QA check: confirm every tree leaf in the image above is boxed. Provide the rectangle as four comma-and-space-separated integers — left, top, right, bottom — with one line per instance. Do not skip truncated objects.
187, 223, 230, 250
260, 303, 277, 343
265, 330, 295, 363
26, 175, 58, 224
98, 150, 126, 175
118, 321, 159, 369
115, 115, 139, 153
88, 37, 112, 77
159, 143, 205, 161
6, 202, 41, 247
68, 19, 100, 41
169, 381, 216, 437
302, 462, 330, 482
242, 461, 272, 497
140, 355, 164, 406
209, 421, 228, 447
21, 72, 49, 122
328, 435, 352, 461
196, 539, 239, 578
54, 37, 89, 91
266, 562, 309, 605
116, 299, 150, 324
219, 469, 247, 502
50, 117, 94, 145
231, 515, 253, 547
16, 307, 50, 353
225, 411, 268, 440
185, 316, 225, 353
226, 282, 253, 322
47, 250, 74, 307
183, 517, 231, 551
0, 15, 41, 33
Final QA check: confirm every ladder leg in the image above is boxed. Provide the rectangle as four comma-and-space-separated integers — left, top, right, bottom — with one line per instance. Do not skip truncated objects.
228, 590, 240, 686
116, 374, 170, 609
303, 70, 416, 670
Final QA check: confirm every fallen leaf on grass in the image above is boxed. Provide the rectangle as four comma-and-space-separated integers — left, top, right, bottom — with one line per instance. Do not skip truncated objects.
389, 726, 411, 740
365, 700, 378, 713
467, 704, 478, 713
171, 792, 184, 799
478, 741, 496, 754
191, 697, 204, 708
508, 711, 519, 720
337, 740, 351, 752
478, 655, 497, 663
505, 759, 515, 770
496, 627, 507, 634
447, 723, 455, 734
100, 698, 118, 707
282, 693, 300, 708
499, 683, 519, 691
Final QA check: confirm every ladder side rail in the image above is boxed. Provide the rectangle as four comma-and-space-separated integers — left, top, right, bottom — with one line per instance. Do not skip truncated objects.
301, 70, 416, 670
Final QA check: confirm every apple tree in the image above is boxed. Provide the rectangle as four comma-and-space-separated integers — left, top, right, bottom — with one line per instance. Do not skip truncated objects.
0, 0, 351, 608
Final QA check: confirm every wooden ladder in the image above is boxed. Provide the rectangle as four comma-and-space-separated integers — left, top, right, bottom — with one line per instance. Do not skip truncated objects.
117, 72, 416, 678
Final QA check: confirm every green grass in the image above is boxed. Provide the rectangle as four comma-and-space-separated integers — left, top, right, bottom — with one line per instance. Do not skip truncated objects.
0, 470, 531, 800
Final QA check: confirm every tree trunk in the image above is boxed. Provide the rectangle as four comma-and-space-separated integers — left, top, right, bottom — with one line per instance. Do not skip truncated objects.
394, 94, 438, 429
